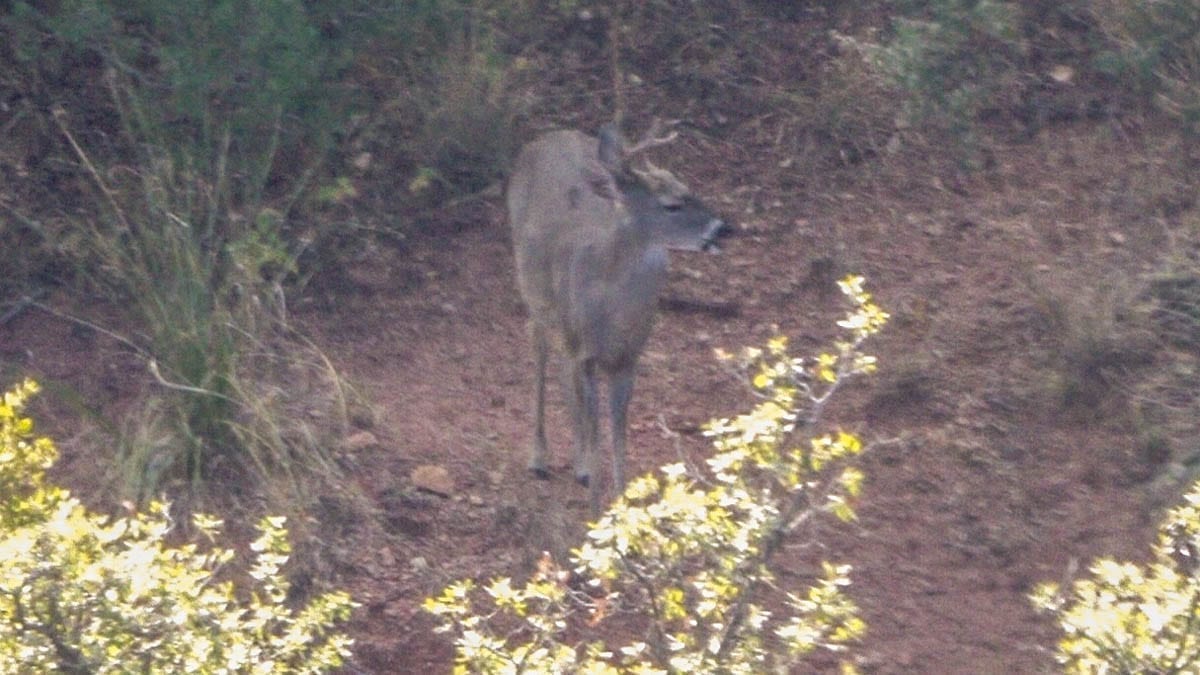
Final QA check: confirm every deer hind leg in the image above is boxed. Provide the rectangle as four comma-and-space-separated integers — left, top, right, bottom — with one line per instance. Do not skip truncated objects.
528, 323, 550, 479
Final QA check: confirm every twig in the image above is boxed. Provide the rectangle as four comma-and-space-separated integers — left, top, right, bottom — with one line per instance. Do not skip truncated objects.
658, 297, 741, 318
50, 106, 132, 231
610, 0, 625, 128
0, 291, 45, 327
26, 298, 146, 357
24, 299, 234, 403
0, 200, 47, 236
146, 359, 234, 402
1, 105, 27, 138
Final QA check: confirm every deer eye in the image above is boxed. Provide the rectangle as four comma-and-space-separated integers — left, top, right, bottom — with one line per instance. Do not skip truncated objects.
657, 192, 684, 210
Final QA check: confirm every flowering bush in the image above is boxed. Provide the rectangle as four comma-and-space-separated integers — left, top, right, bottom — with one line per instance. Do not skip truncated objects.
1032, 479, 1200, 673
0, 380, 356, 673
426, 276, 889, 673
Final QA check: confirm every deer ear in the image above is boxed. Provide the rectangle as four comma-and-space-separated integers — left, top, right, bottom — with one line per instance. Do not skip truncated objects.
597, 124, 625, 172
581, 161, 620, 201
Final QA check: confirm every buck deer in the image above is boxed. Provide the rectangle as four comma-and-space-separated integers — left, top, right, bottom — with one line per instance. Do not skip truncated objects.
506, 120, 727, 512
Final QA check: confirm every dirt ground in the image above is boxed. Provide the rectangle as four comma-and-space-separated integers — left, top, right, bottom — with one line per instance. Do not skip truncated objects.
4, 44, 1200, 675
3, 116, 1195, 673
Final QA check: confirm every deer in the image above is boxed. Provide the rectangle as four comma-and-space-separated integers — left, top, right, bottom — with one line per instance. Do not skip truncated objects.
506, 120, 727, 513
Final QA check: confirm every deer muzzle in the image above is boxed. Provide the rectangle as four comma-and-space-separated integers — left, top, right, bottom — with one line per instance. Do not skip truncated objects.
701, 219, 729, 254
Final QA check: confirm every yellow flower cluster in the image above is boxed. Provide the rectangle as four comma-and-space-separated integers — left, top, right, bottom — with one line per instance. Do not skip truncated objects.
0, 380, 356, 673
425, 276, 889, 673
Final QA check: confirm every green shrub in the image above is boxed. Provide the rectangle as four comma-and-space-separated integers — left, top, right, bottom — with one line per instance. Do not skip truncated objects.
3, 1, 339, 492
1032, 479, 1200, 672
0, 379, 356, 673
872, 0, 1023, 156
1091, 0, 1200, 139
410, 30, 522, 200
4, 0, 355, 202
0, 0, 526, 269
425, 276, 888, 673
868, 0, 1200, 160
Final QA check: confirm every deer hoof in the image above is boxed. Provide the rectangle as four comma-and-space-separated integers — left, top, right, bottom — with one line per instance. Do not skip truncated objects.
575, 474, 590, 488
530, 467, 551, 480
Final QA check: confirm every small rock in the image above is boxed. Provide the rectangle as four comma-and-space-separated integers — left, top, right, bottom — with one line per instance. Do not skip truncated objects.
1109, 231, 1127, 246
350, 409, 376, 429
468, 494, 485, 507
376, 547, 397, 568
382, 604, 408, 619
1182, 447, 1200, 466
339, 430, 379, 453
346, 265, 390, 290
410, 556, 429, 571
1048, 64, 1075, 84
999, 445, 1026, 462
1166, 462, 1191, 481
364, 549, 396, 578
411, 464, 455, 496
385, 513, 431, 538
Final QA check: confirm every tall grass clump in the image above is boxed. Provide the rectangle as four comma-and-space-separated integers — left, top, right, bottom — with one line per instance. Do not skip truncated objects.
1027, 244, 1200, 484
0, 0, 541, 510
1029, 277, 1155, 416
1128, 250, 1200, 485
53, 105, 355, 509
0, 1, 379, 508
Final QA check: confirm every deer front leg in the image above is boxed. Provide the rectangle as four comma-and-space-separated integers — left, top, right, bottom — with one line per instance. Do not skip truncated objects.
608, 367, 635, 498
569, 358, 604, 513
569, 359, 602, 486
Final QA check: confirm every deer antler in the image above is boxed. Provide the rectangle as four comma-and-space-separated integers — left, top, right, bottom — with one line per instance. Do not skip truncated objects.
623, 117, 680, 157
631, 160, 689, 197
